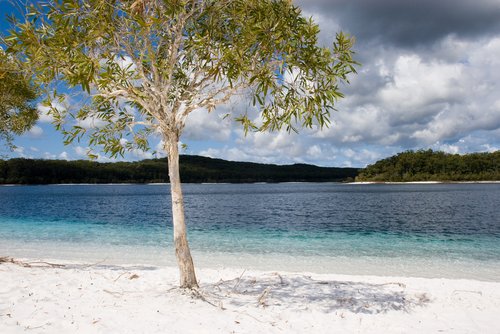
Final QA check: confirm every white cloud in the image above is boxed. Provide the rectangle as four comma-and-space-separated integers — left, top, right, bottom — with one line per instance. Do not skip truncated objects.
76, 117, 107, 130
435, 143, 460, 154
430, 132, 500, 155
378, 55, 462, 115
74, 146, 89, 157
27, 126, 44, 138
13, 146, 25, 155
37, 105, 55, 123
74, 146, 115, 162
59, 151, 69, 160
43, 152, 56, 159
130, 149, 153, 160
314, 104, 391, 144
306, 145, 322, 158
468, 37, 500, 67
95, 155, 114, 163
37, 100, 67, 123
199, 147, 253, 163
183, 108, 232, 142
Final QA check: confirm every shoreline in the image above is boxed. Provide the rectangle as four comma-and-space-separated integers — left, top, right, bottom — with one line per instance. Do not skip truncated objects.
3, 255, 500, 283
1, 180, 500, 186
2, 235, 500, 282
1, 256, 499, 333
350, 180, 500, 184
3, 242, 500, 282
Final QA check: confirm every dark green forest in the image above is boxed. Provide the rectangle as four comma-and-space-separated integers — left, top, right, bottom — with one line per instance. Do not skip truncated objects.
0, 155, 358, 184
356, 150, 500, 182
2, 150, 498, 184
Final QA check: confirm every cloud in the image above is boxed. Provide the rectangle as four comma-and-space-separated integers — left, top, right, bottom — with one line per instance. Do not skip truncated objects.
130, 148, 153, 160
58, 151, 69, 160
74, 146, 89, 158
198, 129, 307, 164
27, 126, 44, 138
154, 140, 167, 158
197, 141, 391, 168
76, 117, 108, 130
74, 146, 109, 162
43, 152, 56, 159
13, 146, 24, 155
377, 55, 462, 116
37, 105, 55, 123
199, 147, 252, 163
183, 108, 233, 142
37, 99, 67, 123
303, 34, 500, 160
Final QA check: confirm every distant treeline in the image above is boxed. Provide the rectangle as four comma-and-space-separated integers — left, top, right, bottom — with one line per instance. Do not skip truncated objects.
356, 150, 500, 182
0, 155, 359, 184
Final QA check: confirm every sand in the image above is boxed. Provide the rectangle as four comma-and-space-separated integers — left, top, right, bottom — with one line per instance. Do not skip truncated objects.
1, 257, 499, 333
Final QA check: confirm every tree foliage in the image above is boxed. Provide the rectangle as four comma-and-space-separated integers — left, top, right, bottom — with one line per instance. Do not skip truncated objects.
5, 0, 357, 156
0, 50, 39, 150
356, 150, 500, 182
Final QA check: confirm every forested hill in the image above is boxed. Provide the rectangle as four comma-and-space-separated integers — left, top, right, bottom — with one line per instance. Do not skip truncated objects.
0, 155, 359, 184
356, 150, 500, 182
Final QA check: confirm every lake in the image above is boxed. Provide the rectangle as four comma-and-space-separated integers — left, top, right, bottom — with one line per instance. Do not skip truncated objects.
1, 183, 499, 280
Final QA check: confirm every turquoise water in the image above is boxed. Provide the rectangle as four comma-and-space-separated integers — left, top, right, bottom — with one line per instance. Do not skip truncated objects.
1, 183, 499, 280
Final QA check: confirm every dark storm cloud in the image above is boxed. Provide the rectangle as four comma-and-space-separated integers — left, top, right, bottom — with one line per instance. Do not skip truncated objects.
297, 0, 500, 47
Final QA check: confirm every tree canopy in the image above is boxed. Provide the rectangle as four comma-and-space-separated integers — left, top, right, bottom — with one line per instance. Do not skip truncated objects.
0, 50, 39, 151
5, 0, 357, 157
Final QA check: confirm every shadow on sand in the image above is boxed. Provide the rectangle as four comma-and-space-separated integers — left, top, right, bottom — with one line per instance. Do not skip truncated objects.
203, 272, 430, 314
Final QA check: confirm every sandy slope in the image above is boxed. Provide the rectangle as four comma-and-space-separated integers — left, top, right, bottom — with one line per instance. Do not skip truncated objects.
1, 258, 499, 333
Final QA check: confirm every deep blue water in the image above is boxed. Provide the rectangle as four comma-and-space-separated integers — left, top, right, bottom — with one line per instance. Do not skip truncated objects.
1, 183, 499, 278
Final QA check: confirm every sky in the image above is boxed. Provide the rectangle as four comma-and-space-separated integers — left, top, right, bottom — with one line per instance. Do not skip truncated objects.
3, 0, 500, 167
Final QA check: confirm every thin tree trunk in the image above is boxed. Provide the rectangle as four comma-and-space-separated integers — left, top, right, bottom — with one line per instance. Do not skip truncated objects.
165, 136, 198, 289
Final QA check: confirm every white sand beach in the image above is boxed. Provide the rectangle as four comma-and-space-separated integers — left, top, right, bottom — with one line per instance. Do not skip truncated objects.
1, 257, 499, 333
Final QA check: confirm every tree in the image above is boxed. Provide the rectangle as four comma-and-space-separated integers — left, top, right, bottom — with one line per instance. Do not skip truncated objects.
5, 0, 358, 288
0, 49, 39, 151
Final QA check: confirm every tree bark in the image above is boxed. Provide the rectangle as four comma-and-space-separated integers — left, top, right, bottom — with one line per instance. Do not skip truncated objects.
165, 135, 198, 289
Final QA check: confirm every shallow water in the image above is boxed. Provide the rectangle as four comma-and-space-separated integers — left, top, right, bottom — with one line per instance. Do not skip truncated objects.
1, 183, 499, 280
